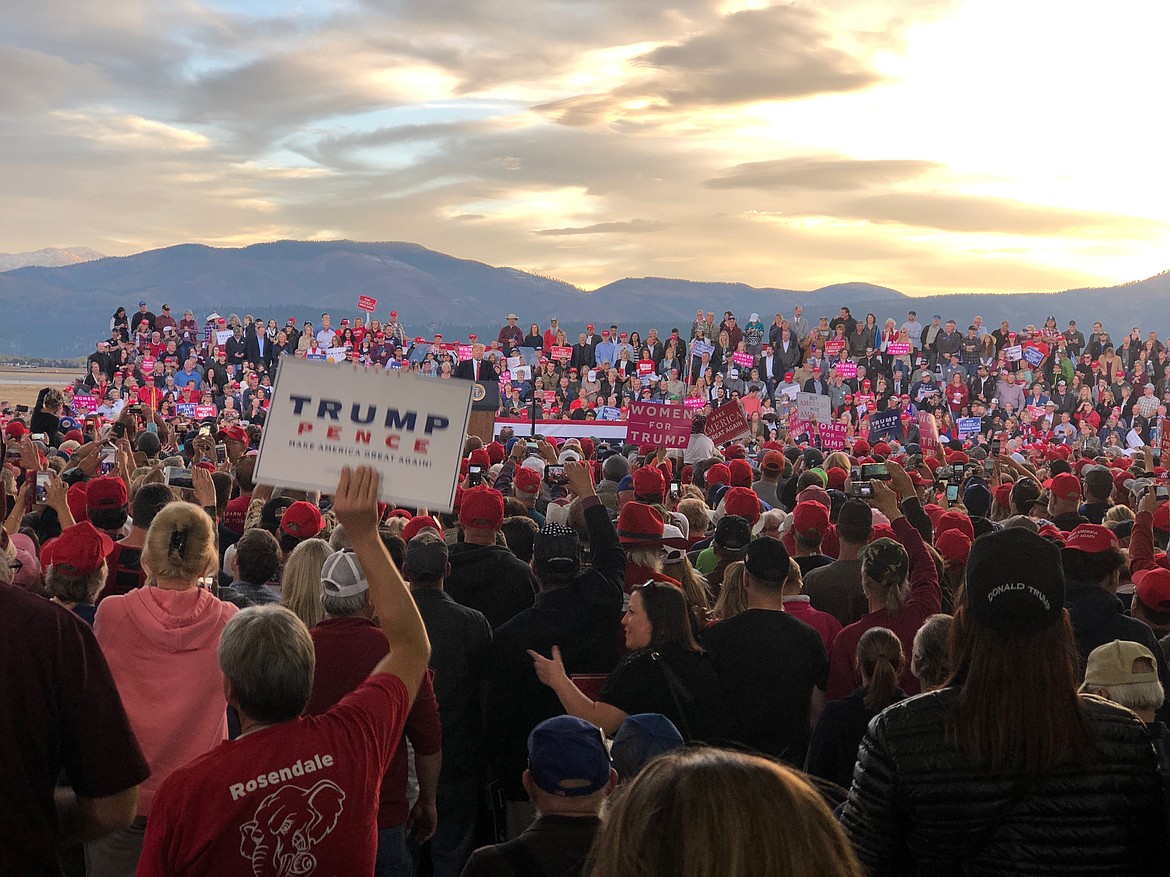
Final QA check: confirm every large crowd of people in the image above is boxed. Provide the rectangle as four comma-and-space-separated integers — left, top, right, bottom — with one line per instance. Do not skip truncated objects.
3, 295, 1170, 876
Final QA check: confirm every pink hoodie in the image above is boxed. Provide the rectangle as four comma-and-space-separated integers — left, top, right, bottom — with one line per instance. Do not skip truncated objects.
95, 586, 238, 815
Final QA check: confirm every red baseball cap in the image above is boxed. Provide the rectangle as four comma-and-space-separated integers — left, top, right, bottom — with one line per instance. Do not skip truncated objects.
793, 501, 830, 535
1063, 523, 1118, 554
42, 522, 114, 576
402, 515, 442, 543
389, 310, 398, 318
218, 424, 249, 445
723, 486, 760, 525
1134, 567, 1170, 610
1153, 504, 1170, 532
632, 466, 666, 499
513, 466, 542, 495
587, 324, 594, 330
468, 449, 491, 470
705, 463, 731, 487
280, 501, 324, 539
728, 459, 753, 488
459, 486, 505, 530
1049, 472, 1081, 502
85, 476, 128, 511
935, 511, 974, 541
935, 529, 972, 567
617, 502, 671, 547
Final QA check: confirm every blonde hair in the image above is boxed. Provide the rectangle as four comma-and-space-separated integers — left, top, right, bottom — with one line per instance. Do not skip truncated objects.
713, 560, 748, 620
824, 451, 852, 473
589, 748, 863, 877
667, 555, 712, 615
1103, 505, 1135, 526
280, 538, 333, 630
677, 498, 711, 540
142, 502, 217, 585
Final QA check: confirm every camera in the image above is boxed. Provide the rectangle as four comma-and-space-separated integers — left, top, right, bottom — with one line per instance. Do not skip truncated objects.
545, 464, 569, 486
849, 481, 874, 498
164, 466, 195, 490
861, 463, 890, 481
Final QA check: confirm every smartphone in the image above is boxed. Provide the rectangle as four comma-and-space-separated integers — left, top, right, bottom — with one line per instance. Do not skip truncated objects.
35, 472, 51, 504
861, 463, 890, 481
990, 439, 1002, 456
945, 483, 960, 505
100, 446, 117, 475
199, 425, 212, 437
215, 443, 227, 464
467, 465, 483, 487
545, 465, 569, 485
29, 433, 48, 444
112, 422, 127, 439
15, 404, 29, 413
906, 453, 923, 469
952, 462, 966, 480
164, 466, 195, 490
849, 481, 874, 498
1157, 486, 1169, 501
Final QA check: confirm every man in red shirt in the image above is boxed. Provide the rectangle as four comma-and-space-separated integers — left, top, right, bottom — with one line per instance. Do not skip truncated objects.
138, 467, 431, 877
305, 548, 442, 877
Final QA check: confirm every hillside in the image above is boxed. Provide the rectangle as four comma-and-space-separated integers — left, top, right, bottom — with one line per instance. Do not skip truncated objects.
0, 239, 1165, 357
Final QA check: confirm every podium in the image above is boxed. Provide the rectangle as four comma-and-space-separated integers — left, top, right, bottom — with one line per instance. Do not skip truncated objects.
469, 381, 499, 443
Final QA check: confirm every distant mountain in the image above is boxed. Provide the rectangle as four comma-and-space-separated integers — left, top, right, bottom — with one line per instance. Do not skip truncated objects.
0, 247, 105, 272
0, 239, 1165, 357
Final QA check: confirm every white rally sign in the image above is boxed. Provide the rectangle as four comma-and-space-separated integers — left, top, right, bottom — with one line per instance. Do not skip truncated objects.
254, 357, 472, 511
796, 391, 833, 425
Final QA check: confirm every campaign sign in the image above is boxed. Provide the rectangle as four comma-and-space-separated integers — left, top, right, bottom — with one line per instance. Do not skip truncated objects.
626, 401, 692, 448
732, 352, 754, 368
957, 417, 983, 436
917, 411, 939, 452
458, 344, 474, 362
834, 360, 858, 378
1005, 345, 1023, 362
551, 346, 573, 361
691, 340, 715, 359
886, 342, 911, 356
637, 361, 655, 377
216, 330, 234, 347
194, 404, 218, 419
255, 357, 472, 512
1022, 346, 1044, 367
598, 406, 623, 421
326, 348, 348, 363
176, 403, 196, 417
1161, 418, 1170, 461
357, 294, 377, 312
512, 365, 531, 382
869, 410, 903, 440
796, 392, 832, 425
684, 396, 706, 411
1027, 405, 1046, 420
705, 400, 750, 445
820, 422, 849, 450
72, 394, 98, 414
788, 419, 814, 439
825, 339, 846, 357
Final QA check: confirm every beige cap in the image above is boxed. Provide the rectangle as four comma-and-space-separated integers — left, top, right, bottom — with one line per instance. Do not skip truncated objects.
1083, 640, 1158, 688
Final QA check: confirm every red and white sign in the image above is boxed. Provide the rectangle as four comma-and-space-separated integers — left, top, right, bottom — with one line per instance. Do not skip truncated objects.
458, 344, 474, 362
551, 346, 572, 361
626, 401, 693, 449
1160, 418, 1170, 461
357, 295, 377, 312
732, 352, 754, 368
704, 400, 749, 445
834, 360, 857, 378
141, 358, 156, 374
886, 342, 910, 356
683, 396, 706, 410
917, 411, 939, 452
820, 422, 849, 450
825, 339, 846, 357
637, 361, 655, 377
194, 404, 218, 419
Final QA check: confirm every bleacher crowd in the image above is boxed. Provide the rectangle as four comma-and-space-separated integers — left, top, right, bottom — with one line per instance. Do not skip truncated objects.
2, 295, 1170, 877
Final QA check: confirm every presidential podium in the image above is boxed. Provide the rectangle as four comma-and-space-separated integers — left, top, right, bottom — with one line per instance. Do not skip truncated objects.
468, 380, 499, 443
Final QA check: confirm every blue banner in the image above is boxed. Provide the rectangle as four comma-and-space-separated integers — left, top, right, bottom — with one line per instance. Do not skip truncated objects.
868, 410, 903, 441
957, 417, 983, 435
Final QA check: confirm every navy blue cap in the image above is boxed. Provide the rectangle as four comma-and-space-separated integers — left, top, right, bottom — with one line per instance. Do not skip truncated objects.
528, 716, 611, 797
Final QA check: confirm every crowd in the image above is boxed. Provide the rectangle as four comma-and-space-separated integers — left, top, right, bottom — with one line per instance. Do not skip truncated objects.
3, 295, 1170, 876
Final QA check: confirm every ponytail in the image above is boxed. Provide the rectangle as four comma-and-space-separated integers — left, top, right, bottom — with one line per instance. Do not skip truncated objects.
858, 627, 904, 712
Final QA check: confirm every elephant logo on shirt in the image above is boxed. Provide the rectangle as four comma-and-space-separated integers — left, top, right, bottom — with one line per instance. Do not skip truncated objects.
239, 780, 345, 877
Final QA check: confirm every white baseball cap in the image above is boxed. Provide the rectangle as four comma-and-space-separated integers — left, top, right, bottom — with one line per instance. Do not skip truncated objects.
321, 550, 368, 598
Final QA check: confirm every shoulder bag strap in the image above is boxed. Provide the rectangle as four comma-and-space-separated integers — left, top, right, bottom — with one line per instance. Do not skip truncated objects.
650, 650, 695, 739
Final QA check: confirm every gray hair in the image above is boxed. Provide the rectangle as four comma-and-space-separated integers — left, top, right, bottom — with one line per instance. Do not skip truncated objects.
218, 605, 315, 723
1081, 680, 1165, 714
603, 454, 629, 483
328, 524, 352, 551
911, 613, 954, 691
46, 563, 108, 605
1000, 515, 1039, 533
322, 590, 368, 618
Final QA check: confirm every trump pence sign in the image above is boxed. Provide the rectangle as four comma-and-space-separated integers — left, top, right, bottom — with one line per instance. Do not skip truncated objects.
254, 357, 472, 511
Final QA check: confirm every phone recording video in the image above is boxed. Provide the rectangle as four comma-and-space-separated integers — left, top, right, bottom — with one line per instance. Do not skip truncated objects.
100, 446, 117, 475
35, 472, 51, 505
544, 465, 569, 486
164, 466, 195, 490
861, 463, 890, 481
946, 483, 960, 505
467, 465, 483, 487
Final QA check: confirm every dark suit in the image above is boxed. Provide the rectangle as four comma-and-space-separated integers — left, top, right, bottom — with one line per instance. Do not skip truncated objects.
244, 324, 271, 370
571, 343, 595, 370
455, 358, 499, 383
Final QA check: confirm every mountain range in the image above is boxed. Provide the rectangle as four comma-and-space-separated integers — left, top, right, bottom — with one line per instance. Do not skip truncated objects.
0, 246, 106, 272
1, 239, 1167, 358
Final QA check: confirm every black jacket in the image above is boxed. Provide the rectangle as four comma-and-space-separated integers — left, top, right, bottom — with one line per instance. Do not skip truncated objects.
486, 499, 624, 798
805, 686, 906, 790
841, 689, 1166, 875
1065, 578, 1170, 722
446, 542, 537, 630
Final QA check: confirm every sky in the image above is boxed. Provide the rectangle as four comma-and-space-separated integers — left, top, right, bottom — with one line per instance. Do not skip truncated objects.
2, 0, 1167, 294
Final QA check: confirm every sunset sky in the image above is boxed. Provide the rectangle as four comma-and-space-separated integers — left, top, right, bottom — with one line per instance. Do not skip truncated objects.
3, 0, 1167, 294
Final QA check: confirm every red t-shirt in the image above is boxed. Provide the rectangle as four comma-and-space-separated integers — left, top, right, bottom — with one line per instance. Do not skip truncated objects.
306, 618, 442, 828
138, 673, 410, 877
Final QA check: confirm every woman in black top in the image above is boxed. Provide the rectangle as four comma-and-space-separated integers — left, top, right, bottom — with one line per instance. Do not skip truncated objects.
806, 626, 906, 791
530, 581, 724, 741
111, 307, 130, 343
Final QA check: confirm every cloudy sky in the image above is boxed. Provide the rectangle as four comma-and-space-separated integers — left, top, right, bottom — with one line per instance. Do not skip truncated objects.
3, 0, 1167, 294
